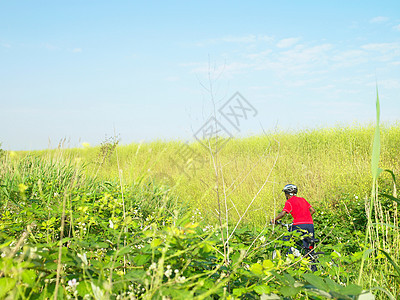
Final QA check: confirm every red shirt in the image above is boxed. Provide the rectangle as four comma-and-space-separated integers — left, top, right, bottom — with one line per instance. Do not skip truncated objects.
283, 196, 313, 225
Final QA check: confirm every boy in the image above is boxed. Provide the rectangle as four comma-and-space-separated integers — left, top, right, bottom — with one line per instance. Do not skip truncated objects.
272, 184, 316, 249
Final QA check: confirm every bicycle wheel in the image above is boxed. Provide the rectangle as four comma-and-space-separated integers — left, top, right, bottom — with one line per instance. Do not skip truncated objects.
308, 251, 324, 272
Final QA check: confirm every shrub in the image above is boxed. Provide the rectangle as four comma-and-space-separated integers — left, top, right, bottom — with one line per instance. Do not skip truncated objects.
0, 143, 4, 159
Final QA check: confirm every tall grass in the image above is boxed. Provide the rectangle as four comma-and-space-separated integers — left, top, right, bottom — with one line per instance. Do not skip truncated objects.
355, 90, 400, 296
25, 123, 400, 227
2, 121, 400, 298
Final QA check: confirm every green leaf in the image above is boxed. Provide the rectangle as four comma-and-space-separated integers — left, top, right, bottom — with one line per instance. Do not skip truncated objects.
0, 240, 12, 249
162, 287, 193, 300
92, 242, 109, 249
21, 269, 37, 286
133, 254, 150, 266
250, 263, 263, 275
0, 278, 16, 298
338, 283, 363, 296
232, 287, 247, 296
125, 270, 146, 281
150, 238, 163, 248
302, 273, 329, 292
280, 286, 301, 297
45, 262, 58, 270
283, 273, 295, 286
116, 246, 131, 256
77, 281, 91, 298
56, 284, 65, 299
329, 291, 352, 300
201, 243, 213, 253
271, 271, 286, 284
262, 259, 274, 270
324, 278, 341, 292
230, 251, 241, 263
253, 284, 271, 295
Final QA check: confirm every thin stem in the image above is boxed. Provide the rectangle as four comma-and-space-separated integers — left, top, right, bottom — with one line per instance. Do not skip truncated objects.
225, 150, 279, 245
358, 179, 376, 285
54, 193, 67, 300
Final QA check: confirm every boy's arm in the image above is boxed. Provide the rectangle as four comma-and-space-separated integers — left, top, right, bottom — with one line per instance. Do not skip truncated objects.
309, 206, 316, 215
272, 211, 287, 224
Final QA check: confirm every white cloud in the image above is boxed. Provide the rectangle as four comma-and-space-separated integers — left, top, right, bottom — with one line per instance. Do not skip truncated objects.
276, 37, 300, 48
393, 24, 400, 31
185, 35, 399, 87
360, 43, 400, 63
361, 42, 400, 52
369, 16, 389, 23
244, 42, 334, 76
1, 43, 11, 48
278, 43, 332, 65
332, 50, 368, 68
249, 43, 334, 79
72, 48, 82, 53
376, 79, 400, 89
245, 49, 272, 60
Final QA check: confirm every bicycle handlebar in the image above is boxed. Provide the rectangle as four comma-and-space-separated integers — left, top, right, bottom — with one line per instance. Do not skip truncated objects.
273, 220, 292, 228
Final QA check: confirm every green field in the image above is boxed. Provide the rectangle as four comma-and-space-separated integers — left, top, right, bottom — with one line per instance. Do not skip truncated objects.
1, 123, 399, 299
33, 124, 400, 224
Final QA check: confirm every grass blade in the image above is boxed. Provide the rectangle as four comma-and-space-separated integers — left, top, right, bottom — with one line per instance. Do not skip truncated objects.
379, 193, 400, 205
383, 169, 397, 197
371, 87, 381, 180
359, 86, 382, 285
379, 249, 400, 284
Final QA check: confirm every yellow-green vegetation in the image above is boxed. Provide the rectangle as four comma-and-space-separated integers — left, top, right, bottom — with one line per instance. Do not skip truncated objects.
1, 122, 399, 299
27, 124, 400, 225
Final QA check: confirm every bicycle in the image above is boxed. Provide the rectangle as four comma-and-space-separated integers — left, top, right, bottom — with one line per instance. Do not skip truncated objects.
272, 221, 324, 272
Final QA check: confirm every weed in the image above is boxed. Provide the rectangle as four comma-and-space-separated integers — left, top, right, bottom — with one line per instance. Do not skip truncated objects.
96, 135, 120, 168
0, 143, 5, 159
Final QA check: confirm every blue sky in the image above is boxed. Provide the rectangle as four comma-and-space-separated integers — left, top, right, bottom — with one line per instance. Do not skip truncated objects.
1, 1, 399, 150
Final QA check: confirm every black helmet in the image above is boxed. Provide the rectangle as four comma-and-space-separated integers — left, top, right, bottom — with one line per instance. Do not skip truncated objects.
283, 184, 297, 195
